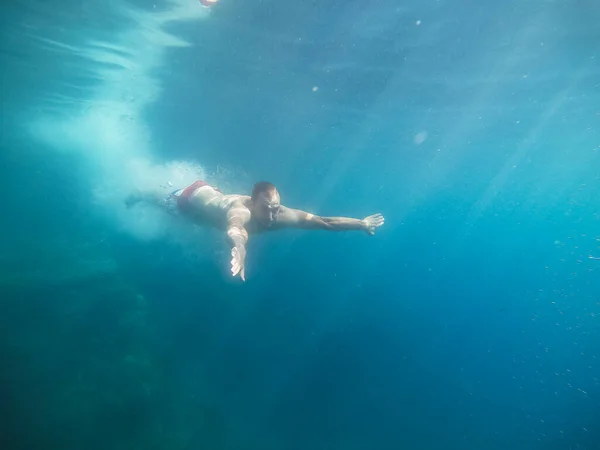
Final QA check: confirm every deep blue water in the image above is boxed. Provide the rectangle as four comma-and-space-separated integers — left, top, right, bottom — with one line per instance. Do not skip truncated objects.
1, 0, 600, 449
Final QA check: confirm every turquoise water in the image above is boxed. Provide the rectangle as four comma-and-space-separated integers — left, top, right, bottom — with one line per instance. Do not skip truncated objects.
1, 0, 599, 449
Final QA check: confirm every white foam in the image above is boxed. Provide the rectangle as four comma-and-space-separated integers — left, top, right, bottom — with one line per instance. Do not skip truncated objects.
28, 0, 210, 240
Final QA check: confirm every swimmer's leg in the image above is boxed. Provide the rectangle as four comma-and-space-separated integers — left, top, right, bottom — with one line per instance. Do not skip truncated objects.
125, 190, 165, 209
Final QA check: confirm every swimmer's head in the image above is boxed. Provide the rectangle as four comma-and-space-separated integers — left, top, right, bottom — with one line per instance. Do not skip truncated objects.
251, 181, 280, 227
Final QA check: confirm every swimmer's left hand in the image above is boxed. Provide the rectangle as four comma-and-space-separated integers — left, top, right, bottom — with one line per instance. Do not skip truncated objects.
362, 213, 385, 235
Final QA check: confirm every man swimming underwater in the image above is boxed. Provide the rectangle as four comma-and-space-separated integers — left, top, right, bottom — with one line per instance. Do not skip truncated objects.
126, 180, 385, 281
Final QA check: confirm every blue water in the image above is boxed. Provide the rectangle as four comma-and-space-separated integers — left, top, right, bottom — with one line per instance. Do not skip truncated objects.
1, 0, 599, 449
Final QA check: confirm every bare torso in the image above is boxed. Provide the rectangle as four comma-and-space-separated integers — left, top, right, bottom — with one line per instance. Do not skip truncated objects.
185, 185, 253, 231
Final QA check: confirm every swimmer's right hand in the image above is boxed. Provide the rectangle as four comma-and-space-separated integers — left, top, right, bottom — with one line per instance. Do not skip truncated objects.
231, 245, 246, 281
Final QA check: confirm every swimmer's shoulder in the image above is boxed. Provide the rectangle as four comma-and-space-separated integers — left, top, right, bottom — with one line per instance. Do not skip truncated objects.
218, 194, 251, 210
224, 194, 250, 202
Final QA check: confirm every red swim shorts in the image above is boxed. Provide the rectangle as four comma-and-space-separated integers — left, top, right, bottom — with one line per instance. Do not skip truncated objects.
175, 180, 221, 212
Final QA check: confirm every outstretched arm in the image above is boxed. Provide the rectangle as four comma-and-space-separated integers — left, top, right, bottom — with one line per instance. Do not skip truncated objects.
226, 203, 251, 281
277, 207, 384, 235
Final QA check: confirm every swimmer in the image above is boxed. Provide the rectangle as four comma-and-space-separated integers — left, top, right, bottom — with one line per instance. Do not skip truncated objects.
126, 180, 385, 281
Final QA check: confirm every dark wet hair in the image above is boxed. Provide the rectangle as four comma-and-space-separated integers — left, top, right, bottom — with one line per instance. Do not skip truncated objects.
251, 181, 277, 202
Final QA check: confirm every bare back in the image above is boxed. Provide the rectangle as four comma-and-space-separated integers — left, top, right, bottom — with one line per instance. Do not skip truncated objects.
186, 185, 252, 230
